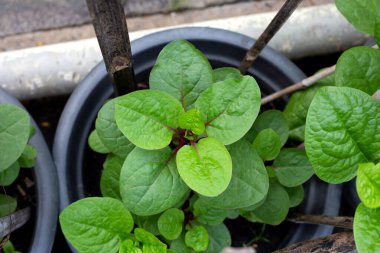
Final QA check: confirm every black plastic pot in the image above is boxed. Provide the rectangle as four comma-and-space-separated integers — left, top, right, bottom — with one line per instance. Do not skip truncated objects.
53, 27, 342, 251
0, 87, 58, 253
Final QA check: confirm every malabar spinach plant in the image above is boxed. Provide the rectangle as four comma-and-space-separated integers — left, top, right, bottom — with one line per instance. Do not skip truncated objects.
283, 0, 380, 252
60, 39, 314, 253
0, 104, 36, 249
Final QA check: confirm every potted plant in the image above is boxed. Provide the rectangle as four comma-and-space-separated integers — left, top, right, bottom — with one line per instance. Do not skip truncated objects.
54, 0, 380, 252
54, 25, 342, 253
0, 87, 59, 252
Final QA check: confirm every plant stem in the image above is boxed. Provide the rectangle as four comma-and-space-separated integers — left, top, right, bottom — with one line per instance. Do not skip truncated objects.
272, 231, 356, 253
86, 0, 135, 96
287, 213, 353, 229
239, 0, 303, 74
0, 207, 31, 238
261, 65, 336, 105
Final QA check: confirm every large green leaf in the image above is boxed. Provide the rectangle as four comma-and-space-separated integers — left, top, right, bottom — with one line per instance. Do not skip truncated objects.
246, 110, 289, 145
199, 139, 268, 209
157, 208, 184, 240
0, 162, 20, 186
253, 129, 281, 161
204, 223, 231, 253
305, 87, 380, 184
283, 74, 334, 142
335, 46, 380, 95
59, 197, 134, 253
273, 148, 314, 187
120, 147, 190, 215
242, 180, 289, 225
100, 154, 124, 200
0, 194, 17, 217
336, 0, 380, 35
0, 104, 30, 170
195, 76, 261, 145
357, 163, 380, 208
95, 99, 134, 157
149, 40, 214, 110
115, 90, 184, 150
176, 137, 232, 197
354, 203, 380, 253
185, 226, 209, 252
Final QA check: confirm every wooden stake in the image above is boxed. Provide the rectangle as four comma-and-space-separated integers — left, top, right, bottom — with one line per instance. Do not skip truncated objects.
86, 0, 135, 96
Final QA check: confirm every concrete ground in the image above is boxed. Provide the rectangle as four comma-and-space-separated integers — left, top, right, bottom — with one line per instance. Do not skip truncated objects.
0, 0, 332, 51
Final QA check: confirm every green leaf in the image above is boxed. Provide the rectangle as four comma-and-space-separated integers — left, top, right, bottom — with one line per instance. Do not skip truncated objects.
59, 197, 134, 253
246, 110, 289, 145
357, 163, 380, 208
0, 194, 17, 217
242, 180, 289, 225
149, 40, 214, 110
203, 223, 231, 253
178, 109, 205, 135
120, 147, 190, 216
176, 137, 232, 197
199, 139, 268, 209
170, 233, 195, 253
115, 90, 184, 150
195, 76, 261, 145
335, 46, 380, 95
336, 0, 380, 35
305, 86, 380, 183
273, 148, 314, 187
95, 99, 134, 157
119, 240, 142, 253
285, 185, 304, 208
3, 241, 21, 253
283, 75, 334, 142
17, 144, 36, 168
158, 208, 184, 240
253, 129, 281, 161
193, 198, 229, 225
354, 203, 380, 253
88, 130, 110, 154
185, 226, 209, 252
100, 154, 124, 200
134, 214, 161, 236
0, 104, 30, 170
0, 162, 20, 186
213, 67, 242, 82
134, 228, 167, 253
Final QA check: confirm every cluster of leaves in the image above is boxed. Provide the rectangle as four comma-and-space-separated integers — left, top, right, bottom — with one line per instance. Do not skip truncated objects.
0, 104, 36, 252
284, 1, 380, 252
0, 104, 36, 217
60, 40, 314, 253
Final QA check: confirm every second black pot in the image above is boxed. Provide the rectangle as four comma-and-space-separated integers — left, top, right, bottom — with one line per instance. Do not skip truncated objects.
53, 27, 342, 251
0, 88, 58, 253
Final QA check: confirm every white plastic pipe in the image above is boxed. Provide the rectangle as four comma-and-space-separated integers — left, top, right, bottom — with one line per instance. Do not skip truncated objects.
0, 4, 368, 100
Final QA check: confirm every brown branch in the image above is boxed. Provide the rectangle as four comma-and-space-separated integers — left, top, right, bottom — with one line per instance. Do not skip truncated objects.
86, 0, 135, 96
0, 207, 31, 238
272, 231, 356, 253
239, 0, 303, 74
287, 213, 353, 230
261, 65, 335, 105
